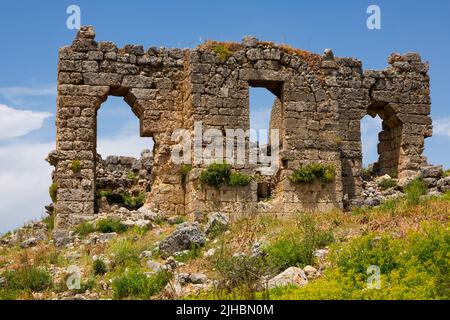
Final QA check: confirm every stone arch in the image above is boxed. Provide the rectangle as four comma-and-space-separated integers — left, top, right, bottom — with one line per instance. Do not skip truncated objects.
365, 102, 403, 177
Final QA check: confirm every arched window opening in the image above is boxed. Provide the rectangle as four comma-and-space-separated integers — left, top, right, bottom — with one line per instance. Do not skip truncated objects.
95, 96, 154, 213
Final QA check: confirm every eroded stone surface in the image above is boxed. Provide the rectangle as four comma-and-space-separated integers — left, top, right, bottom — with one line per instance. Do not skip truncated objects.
50, 26, 434, 230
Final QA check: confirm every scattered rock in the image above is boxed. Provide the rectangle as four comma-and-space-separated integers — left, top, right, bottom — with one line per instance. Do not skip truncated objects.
423, 177, 437, 188
314, 248, 329, 259
167, 216, 183, 225
267, 267, 308, 289
398, 170, 421, 188
53, 231, 74, 247
323, 48, 334, 60
303, 265, 318, 278
147, 260, 166, 272
203, 248, 216, 258
0, 277, 6, 287
165, 257, 179, 271
251, 240, 265, 257
421, 165, 443, 179
159, 222, 206, 258
20, 237, 38, 249
193, 211, 205, 223
139, 250, 153, 259
99, 232, 117, 242
374, 174, 392, 184
242, 35, 258, 47
65, 251, 82, 261
189, 273, 208, 284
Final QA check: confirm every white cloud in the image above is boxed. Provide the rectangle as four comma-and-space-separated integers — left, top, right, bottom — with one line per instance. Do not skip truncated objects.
0, 84, 55, 101
433, 117, 450, 138
0, 133, 153, 234
0, 142, 54, 234
0, 104, 53, 140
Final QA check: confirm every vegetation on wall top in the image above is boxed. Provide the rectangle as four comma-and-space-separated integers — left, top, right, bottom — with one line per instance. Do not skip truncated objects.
199, 162, 253, 187
289, 163, 336, 184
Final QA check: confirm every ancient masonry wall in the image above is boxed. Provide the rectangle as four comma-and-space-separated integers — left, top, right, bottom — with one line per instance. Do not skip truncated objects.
50, 26, 432, 230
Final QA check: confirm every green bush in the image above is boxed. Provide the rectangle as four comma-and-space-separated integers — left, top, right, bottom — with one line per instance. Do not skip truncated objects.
228, 172, 253, 186
289, 163, 336, 184
2, 266, 52, 292
180, 164, 192, 184
98, 190, 146, 210
404, 178, 428, 206
49, 183, 58, 202
212, 45, 233, 62
93, 259, 107, 276
199, 163, 231, 187
268, 223, 450, 300
443, 169, 450, 177
74, 221, 96, 236
71, 159, 81, 174
96, 218, 127, 234
264, 213, 334, 272
42, 214, 54, 231
378, 178, 397, 190
123, 193, 146, 210
112, 270, 171, 299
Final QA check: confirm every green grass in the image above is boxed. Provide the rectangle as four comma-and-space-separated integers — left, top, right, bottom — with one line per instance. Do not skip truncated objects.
264, 213, 334, 272
443, 169, 450, 177
212, 45, 233, 62
93, 259, 107, 276
112, 270, 172, 299
209, 246, 271, 300
127, 172, 137, 181
96, 218, 127, 234
174, 245, 202, 263
0, 266, 52, 299
110, 239, 141, 268
74, 221, 96, 236
42, 215, 54, 231
404, 178, 428, 206
49, 183, 58, 202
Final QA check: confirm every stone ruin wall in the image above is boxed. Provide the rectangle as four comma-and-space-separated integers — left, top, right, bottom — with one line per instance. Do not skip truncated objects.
50, 26, 432, 230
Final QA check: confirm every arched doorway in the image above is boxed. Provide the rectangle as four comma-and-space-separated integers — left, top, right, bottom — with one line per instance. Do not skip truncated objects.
94, 95, 154, 213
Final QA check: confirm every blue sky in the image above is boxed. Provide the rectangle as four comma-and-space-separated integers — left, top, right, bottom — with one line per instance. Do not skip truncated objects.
0, 0, 449, 233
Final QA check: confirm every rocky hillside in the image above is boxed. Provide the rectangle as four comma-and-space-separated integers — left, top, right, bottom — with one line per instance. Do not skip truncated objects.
0, 173, 449, 300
